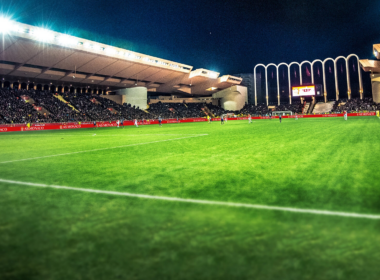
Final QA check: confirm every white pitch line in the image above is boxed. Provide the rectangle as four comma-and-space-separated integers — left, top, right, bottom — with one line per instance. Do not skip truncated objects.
0, 134, 207, 164
0, 178, 379, 220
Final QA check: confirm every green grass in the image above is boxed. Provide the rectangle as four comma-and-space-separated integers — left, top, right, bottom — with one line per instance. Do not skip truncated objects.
1, 117, 380, 279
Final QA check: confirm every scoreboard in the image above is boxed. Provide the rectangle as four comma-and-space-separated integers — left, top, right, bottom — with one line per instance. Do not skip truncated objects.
292, 85, 316, 97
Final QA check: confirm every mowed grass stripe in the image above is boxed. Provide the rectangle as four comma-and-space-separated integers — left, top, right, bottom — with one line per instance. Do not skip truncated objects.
1, 178, 380, 220
0, 134, 208, 164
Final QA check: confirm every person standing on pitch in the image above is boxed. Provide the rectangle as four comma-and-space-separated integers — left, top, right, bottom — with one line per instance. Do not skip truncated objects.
93, 120, 97, 129
344, 111, 347, 121
134, 119, 138, 127
116, 119, 120, 128
279, 114, 282, 123
248, 114, 252, 123
158, 116, 162, 127
121, 118, 124, 128
225, 116, 228, 123
295, 113, 298, 120
221, 115, 224, 125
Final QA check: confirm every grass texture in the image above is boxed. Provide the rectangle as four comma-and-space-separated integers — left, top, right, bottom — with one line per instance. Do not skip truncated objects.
0, 117, 380, 279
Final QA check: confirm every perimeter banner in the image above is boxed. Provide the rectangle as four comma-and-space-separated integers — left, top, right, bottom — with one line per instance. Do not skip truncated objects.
0, 113, 375, 133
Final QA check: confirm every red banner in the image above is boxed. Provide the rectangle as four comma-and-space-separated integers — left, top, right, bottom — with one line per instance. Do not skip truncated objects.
0, 113, 375, 133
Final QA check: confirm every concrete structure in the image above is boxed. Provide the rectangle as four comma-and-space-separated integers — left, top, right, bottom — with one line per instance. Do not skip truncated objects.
114, 87, 147, 109
359, 46, 380, 103
233, 73, 255, 104
212, 85, 247, 111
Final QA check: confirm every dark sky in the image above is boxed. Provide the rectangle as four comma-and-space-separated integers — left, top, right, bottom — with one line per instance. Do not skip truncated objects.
1, 0, 380, 75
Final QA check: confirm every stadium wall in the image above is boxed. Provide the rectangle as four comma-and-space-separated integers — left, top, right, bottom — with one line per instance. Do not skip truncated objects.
114, 87, 147, 109
0, 113, 375, 133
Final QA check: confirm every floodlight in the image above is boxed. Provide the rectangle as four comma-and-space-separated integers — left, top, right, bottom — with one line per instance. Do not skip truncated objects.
32, 28, 55, 42
0, 17, 13, 33
58, 35, 78, 46
105, 48, 116, 55
91, 44, 101, 51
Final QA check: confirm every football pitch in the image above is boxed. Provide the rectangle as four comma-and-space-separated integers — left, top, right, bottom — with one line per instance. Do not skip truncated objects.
1, 117, 380, 279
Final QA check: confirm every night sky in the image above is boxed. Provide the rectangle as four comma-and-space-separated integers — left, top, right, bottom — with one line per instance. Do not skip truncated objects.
2, 0, 379, 74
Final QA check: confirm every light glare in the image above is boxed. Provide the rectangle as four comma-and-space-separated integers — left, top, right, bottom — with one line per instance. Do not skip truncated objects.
0, 17, 13, 33
32, 28, 55, 42
105, 48, 116, 55
58, 35, 78, 46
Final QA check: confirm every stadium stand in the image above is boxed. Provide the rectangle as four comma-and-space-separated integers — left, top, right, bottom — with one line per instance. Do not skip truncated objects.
276, 103, 303, 114
92, 95, 152, 120
27, 90, 91, 122
1, 88, 379, 125
240, 103, 272, 116
147, 102, 208, 119
0, 89, 54, 123
330, 98, 379, 113
206, 103, 227, 117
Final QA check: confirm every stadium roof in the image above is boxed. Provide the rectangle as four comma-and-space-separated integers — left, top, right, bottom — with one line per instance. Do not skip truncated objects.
0, 18, 242, 95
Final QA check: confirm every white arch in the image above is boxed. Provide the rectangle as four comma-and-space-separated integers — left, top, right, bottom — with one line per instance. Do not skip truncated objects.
277, 63, 289, 105
322, 58, 334, 101
311, 59, 323, 85
253, 54, 362, 107
254, 64, 266, 106
311, 59, 324, 102
346, 54, 363, 99
288, 62, 301, 105
334, 56, 347, 100
300, 60, 312, 85
265, 63, 277, 106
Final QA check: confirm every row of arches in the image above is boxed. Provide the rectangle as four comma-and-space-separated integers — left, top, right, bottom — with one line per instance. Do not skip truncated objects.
0, 80, 108, 95
254, 54, 363, 105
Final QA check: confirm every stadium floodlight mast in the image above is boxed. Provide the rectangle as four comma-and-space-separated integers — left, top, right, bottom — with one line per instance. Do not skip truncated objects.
254, 54, 363, 106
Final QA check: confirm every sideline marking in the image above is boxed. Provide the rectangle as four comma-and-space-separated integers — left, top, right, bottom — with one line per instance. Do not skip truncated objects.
0, 178, 379, 220
0, 134, 207, 164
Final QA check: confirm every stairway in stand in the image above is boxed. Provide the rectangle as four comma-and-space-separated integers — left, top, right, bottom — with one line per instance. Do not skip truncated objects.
303, 103, 310, 114
203, 106, 214, 117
